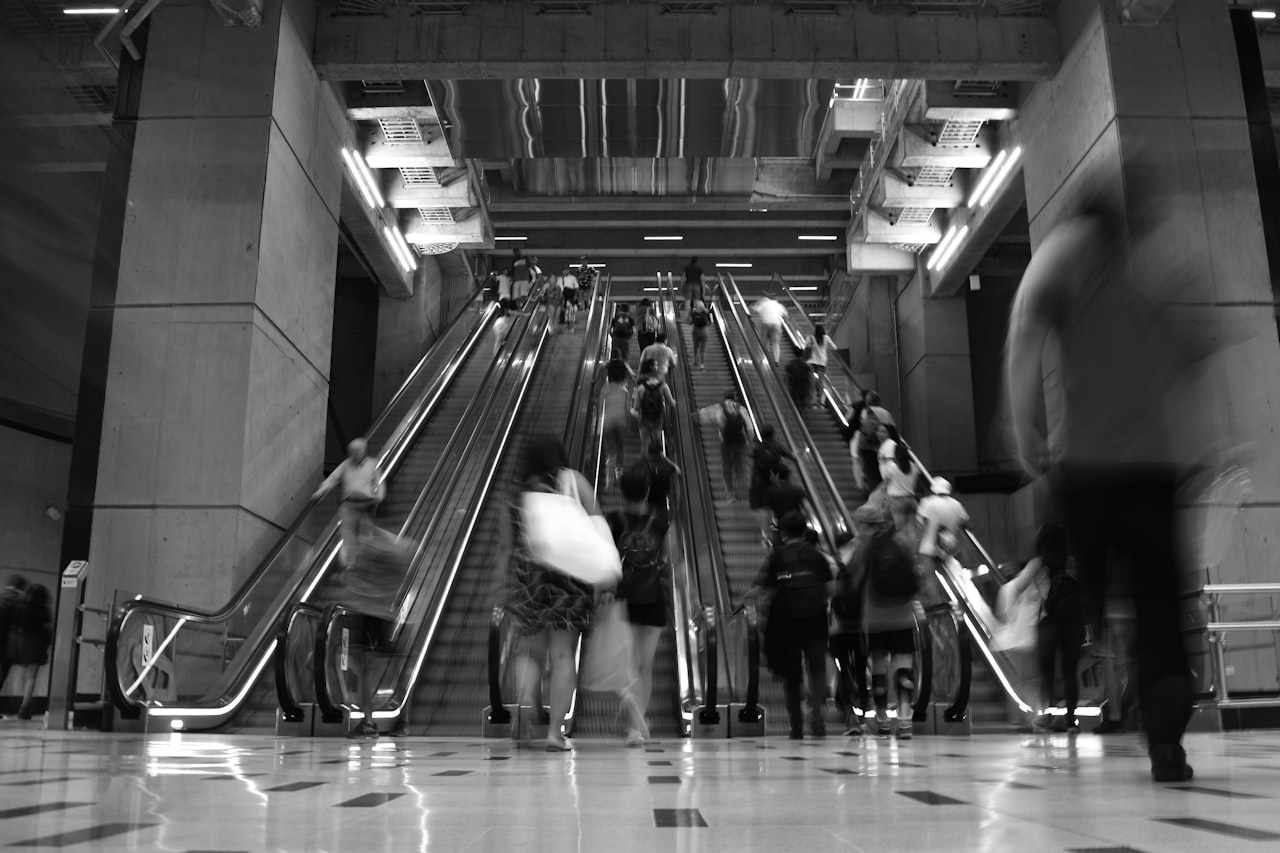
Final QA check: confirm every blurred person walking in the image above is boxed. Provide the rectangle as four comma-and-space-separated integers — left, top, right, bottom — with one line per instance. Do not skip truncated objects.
610, 303, 636, 362
637, 299, 661, 352
752, 295, 788, 362
639, 331, 678, 380
805, 324, 837, 405
876, 423, 919, 528
749, 425, 797, 541
698, 390, 750, 502
1005, 188, 1225, 782
8, 583, 52, 720
629, 439, 682, 524
861, 501, 923, 738
0, 574, 27, 694
631, 370, 676, 453
688, 299, 712, 369
601, 358, 634, 487
683, 256, 705, 309
314, 438, 383, 570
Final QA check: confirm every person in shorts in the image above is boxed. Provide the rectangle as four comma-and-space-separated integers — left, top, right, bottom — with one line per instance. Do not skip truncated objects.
862, 501, 924, 739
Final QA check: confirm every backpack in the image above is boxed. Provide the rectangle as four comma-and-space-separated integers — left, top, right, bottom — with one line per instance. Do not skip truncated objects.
771, 543, 830, 619
721, 403, 747, 444
754, 441, 784, 479
1042, 564, 1082, 620
690, 308, 710, 328
615, 514, 664, 604
641, 313, 660, 334
639, 382, 666, 420
868, 529, 919, 599
611, 315, 633, 339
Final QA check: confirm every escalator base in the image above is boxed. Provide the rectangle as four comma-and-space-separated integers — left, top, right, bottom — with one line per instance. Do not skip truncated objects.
728, 703, 767, 738
689, 705, 730, 739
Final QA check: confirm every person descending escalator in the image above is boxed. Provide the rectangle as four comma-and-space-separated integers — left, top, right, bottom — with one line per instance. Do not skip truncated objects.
688, 299, 713, 370
313, 438, 383, 571
697, 389, 749, 502
749, 425, 796, 544
639, 331, 678, 380
785, 346, 814, 411
748, 511, 837, 740
636, 299, 661, 352
610, 303, 636, 362
600, 358, 635, 488
631, 368, 676, 455
763, 465, 809, 549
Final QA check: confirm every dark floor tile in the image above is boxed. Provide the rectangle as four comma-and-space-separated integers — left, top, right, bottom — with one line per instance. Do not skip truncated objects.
485, 756, 510, 761
979, 780, 1042, 790
780, 756, 806, 761
1021, 764, 1061, 771
183, 850, 251, 853
896, 790, 967, 806
1155, 817, 1280, 841
648, 760, 672, 766
429, 752, 456, 757
654, 808, 708, 827
336, 793, 407, 807
834, 751, 861, 757
432, 770, 473, 777
888, 761, 926, 768
822, 768, 862, 775
264, 781, 327, 792
12, 822, 156, 847
1, 776, 77, 786
1168, 785, 1266, 799
202, 774, 265, 779
274, 750, 310, 756
0, 801, 91, 819
648, 776, 682, 784
1067, 848, 1149, 853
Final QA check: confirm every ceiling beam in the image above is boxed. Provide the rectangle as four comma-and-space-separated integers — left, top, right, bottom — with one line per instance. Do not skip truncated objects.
489, 195, 848, 213
493, 217, 849, 230
387, 178, 476, 207
313, 0, 1061, 81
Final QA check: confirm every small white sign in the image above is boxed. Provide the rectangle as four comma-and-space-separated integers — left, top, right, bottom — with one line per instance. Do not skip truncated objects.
141, 623, 154, 667
61, 561, 87, 587
340, 628, 349, 672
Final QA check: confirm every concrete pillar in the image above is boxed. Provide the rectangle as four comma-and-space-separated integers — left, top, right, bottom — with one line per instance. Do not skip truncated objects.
895, 272, 978, 477
1020, 0, 1280, 691
831, 275, 900, 416
84, 0, 344, 639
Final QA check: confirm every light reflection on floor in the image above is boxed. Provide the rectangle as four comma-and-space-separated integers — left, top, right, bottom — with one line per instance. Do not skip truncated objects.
1, 723, 1279, 851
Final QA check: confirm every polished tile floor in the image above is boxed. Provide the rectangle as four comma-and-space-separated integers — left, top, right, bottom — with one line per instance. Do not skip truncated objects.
2, 723, 1280, 851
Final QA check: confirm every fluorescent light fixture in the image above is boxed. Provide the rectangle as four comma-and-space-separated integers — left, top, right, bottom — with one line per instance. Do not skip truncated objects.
494, 236, 528, 241
966, 149, 1007, 208
977, 146, 1022, 208
63, 7, 120, 13
926, 225, 959, 271
934, 225, 969, 272
383, 225, 416, 274
353, 151, 384, 208
642, 287, 661, 292
341, 149, 378, 209
798, 235, 838, 241
1253, 10, 1277, 19
788, 286, 819, 292
643, 236, 683, 241
586, 263, 607, 268
716, 262, 752, 268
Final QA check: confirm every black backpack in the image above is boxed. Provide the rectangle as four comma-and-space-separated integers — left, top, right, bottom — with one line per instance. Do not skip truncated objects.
611, 315, 633, 339
639, 382, 666, 420
616, 514, 664, 604
772, 543, 830, 619
690, 308, 711, 328
868, 529, 919, 599
1042, 564, 1082, 619
721, 403, 747, 444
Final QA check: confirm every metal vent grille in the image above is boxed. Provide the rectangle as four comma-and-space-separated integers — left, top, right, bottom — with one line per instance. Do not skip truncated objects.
937, 119, 984, 144
400, 166, 441, 187
660, 1, 721, 12
895, 208, 936, 225
993, 0, 1046, 16
337, 0, 390, 16
405, 0, 472, 12
378, 117, 423, 144
1, 1, 96, 36
362, 80, 405, 95
419, 207, 456, 225
415, 241, 460, 255
64, 85, 116, 111
914, 166, 956, 187
782, 0, 846, 12
891, 243, 928, 254
953, 80, 1003, 97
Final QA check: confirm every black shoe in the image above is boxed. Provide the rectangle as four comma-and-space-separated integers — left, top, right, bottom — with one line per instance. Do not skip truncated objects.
788, 728, 804, 740
348, 721, 379, 739
1150, 744, 1194, 782
16, 708, 32, 721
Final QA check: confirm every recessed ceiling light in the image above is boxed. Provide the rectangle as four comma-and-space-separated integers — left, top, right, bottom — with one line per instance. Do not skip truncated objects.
715, 263, 752, 268
797, 235, 838, 241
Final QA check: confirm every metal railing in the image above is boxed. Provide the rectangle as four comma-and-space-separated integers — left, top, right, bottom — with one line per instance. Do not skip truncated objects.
105, 291, 497, 728
1205, 583, 1280, 710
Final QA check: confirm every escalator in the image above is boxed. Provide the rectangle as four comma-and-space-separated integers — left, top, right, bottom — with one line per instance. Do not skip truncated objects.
105, 292, 525, 731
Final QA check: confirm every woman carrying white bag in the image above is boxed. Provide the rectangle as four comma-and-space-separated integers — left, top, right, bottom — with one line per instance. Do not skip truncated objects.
503, 434, 622, 751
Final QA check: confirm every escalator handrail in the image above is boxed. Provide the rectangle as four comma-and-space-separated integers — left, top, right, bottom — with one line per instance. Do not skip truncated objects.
740, 599, 762, 722
275, 601, 323, 722
659, 273, 736, 711
717, 273, 848, 550
314, 601, 354, 724
328, 302, 559, 720
772, 272, 1005, 583
105, 299, 498, 717
487, 275, 613, 722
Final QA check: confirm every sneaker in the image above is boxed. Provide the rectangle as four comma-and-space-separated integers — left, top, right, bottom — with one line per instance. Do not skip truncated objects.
875, 716, 892, 737
1031, 714, 1054, 734
788, 728, 804, 740
1066, 717, 1080, 735
896, 722, 913, 740
1150, 744, 1194, 783
841, 717, 864, 737
625, 729, 646, 748
348, 721, 379, 739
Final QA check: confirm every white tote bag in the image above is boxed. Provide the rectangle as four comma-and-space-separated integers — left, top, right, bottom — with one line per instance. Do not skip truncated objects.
521, 470, 622, 586
579, 600, 640, 692
992, 568, 1045, 653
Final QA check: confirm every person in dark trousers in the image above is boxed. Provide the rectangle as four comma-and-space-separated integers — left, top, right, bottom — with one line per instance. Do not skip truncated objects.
628, 439, 682, 525
683, 256, 705, 309
764, 465, 809, 548
610, 303, 635, 362
785, 346, 814, 411
1005, 185, 1227, 782
0, 574, 27, 693
9, 583, 52, 720
830, 526, 872, 735
511, 247, 536, 307
636, 298, 661, 352
697, 389, 749, 502
749, 425, 797, 542
631, 372, 676, 454
749, 511, 836, 739
688, 299, 712, 369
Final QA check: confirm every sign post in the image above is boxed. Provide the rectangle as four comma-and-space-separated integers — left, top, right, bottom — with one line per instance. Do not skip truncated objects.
46, 561, 88, 730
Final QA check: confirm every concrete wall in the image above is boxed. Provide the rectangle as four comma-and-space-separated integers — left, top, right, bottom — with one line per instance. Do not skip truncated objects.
325, 278, 380, 469
831, 274, 900, 416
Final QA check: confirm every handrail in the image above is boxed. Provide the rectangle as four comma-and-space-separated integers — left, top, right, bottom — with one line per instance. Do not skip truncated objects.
274, 602, 322, 722
660, 272, 736, 716
1205, 584, 1280, 595
717, 273, 848, 549
106, 296, 498, 722
321, 293, 559, 722
739, 601, 762, 723
314, 602, 353, 724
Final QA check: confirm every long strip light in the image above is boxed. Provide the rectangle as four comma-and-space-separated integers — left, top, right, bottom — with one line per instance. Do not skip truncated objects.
63, 6, 120, 12
644, 235, 683, 241
798, 235, 838, 241
342, 148, 383, 209
1254, 10, 1277, 20
494, 235, 528, 241
976, 146, 1023, 209
716, 262, 752, 268
788, 286, 818, 292
966, 149, 1007, 209
341, 149, 377, 209
383, 225, 417, 274
933, 225, 969, 272
926, 226, 960, 271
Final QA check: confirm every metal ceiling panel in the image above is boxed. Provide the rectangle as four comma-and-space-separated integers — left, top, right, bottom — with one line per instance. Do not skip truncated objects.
432, 78, 835, 160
